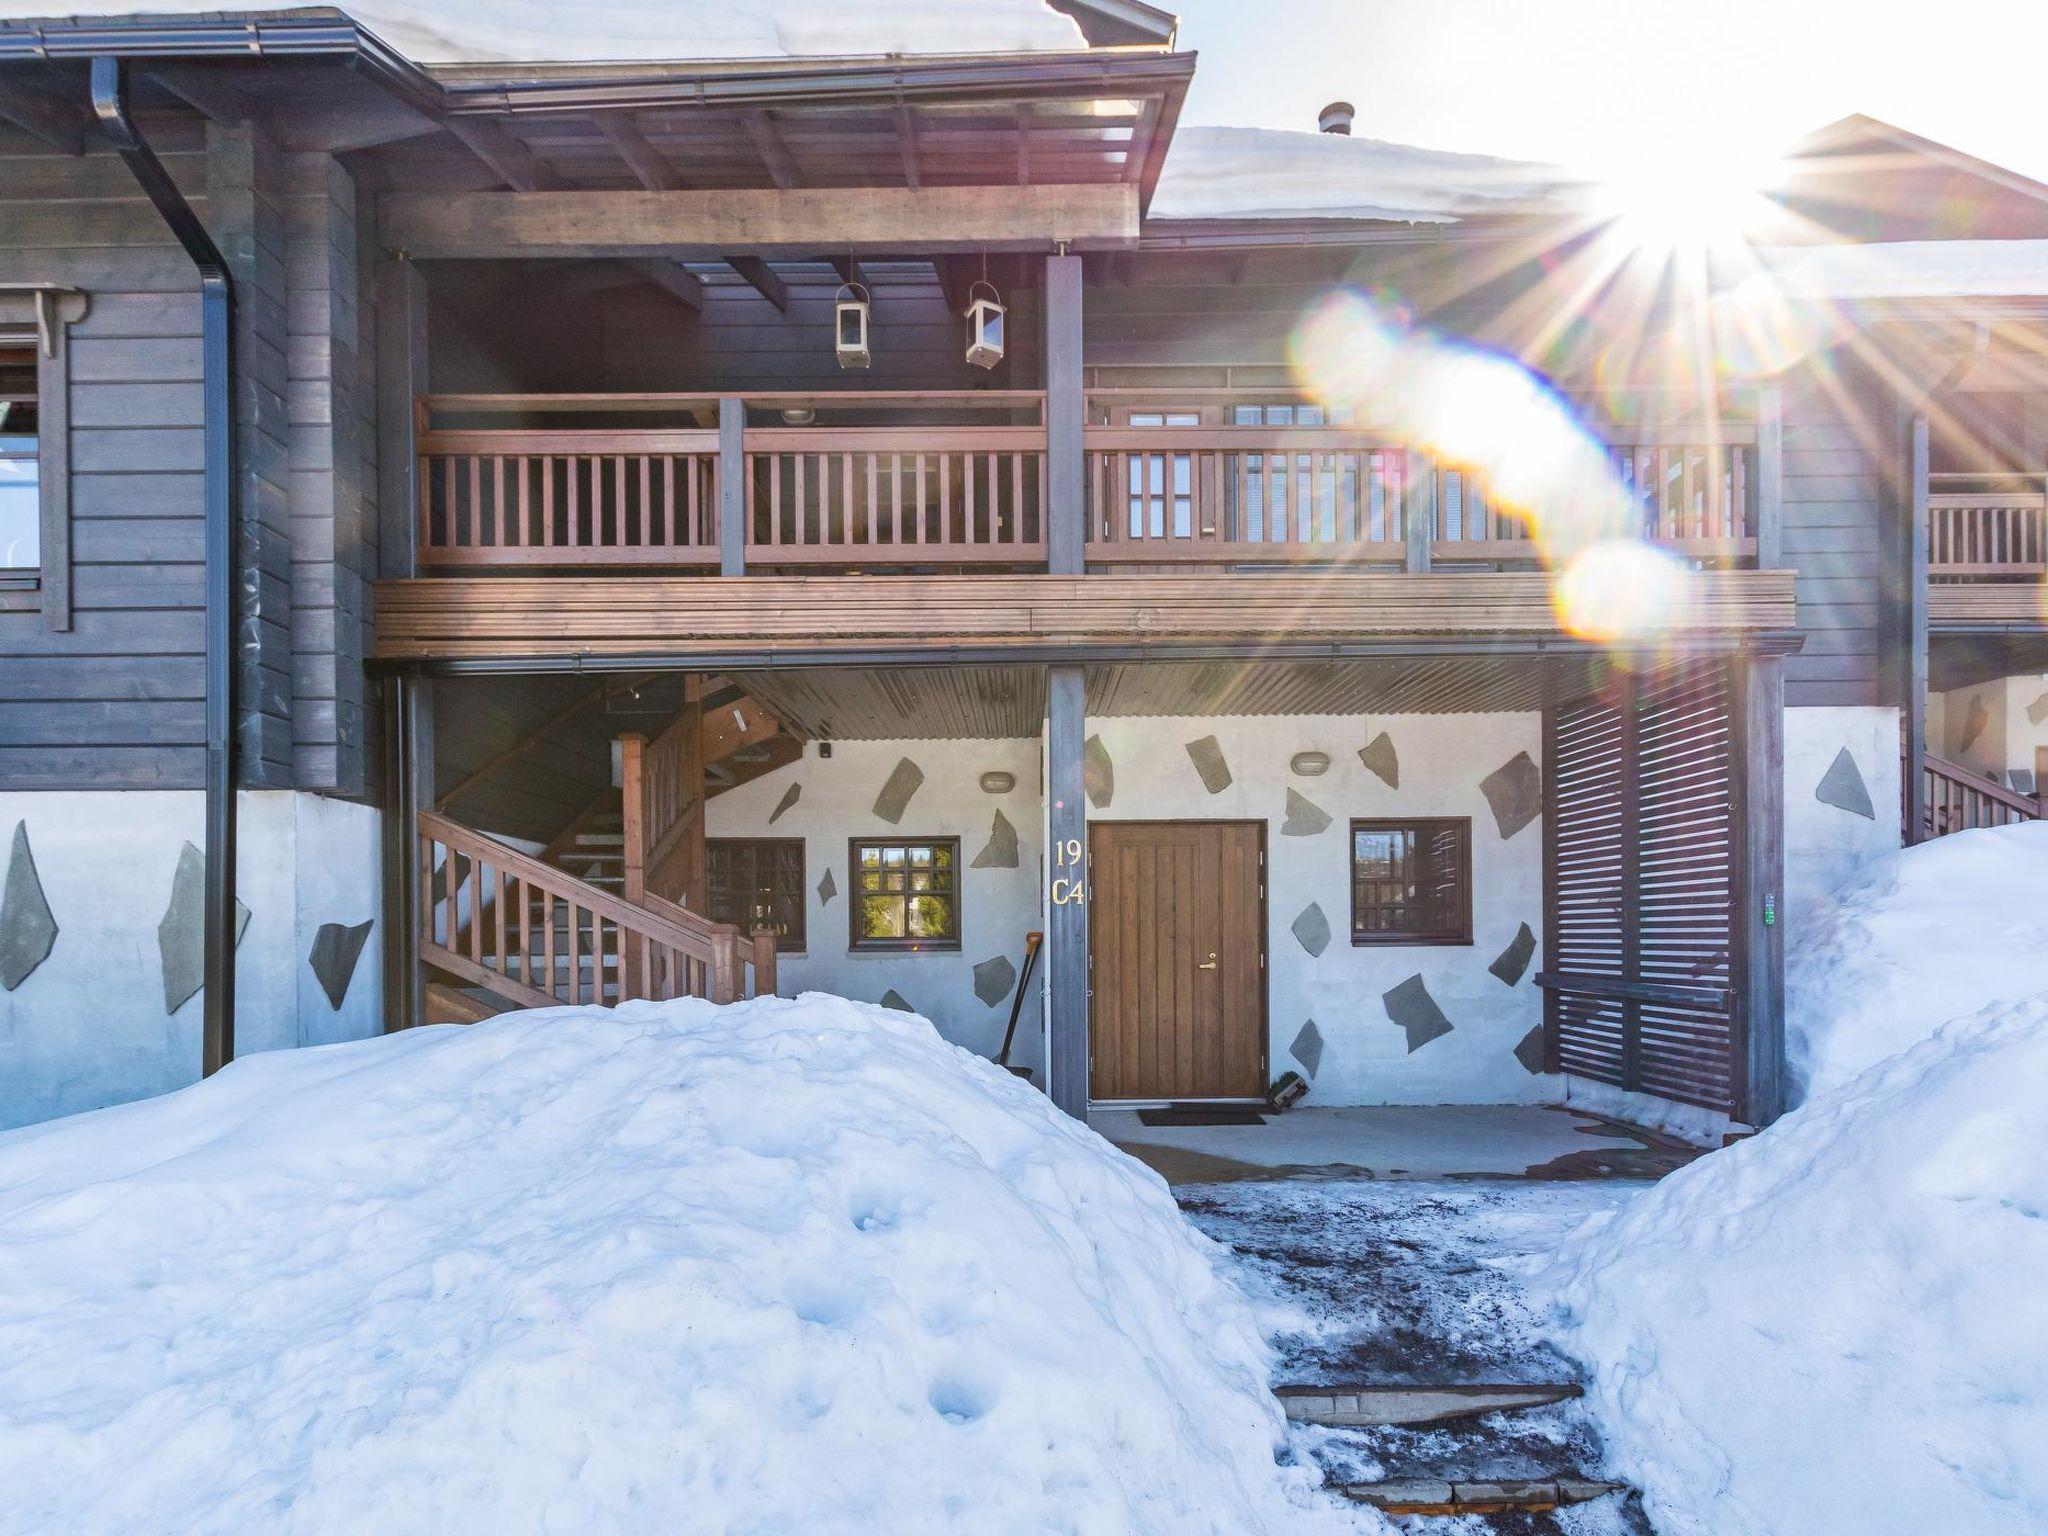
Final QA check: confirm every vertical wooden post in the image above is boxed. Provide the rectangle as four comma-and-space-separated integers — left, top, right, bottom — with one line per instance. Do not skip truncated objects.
718, 396, 746, 576
618, 731, 646, 997
375, 256, 429, 580
1402, 448, 1434, 572
382, 674, 433, 1032
1737, 652, 1787, 1125
750, 926, 779, 998
1754, 383, 1783, 568
709, 931, 739, 1005
1045, 663, 1089, 1117
1044, 253, 1085, 575
1905, 413, 1931, 845
36, 299, 71, 631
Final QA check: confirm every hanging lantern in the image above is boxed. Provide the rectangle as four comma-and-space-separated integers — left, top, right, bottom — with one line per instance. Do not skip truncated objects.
834, 281, 871, 370
964, 279, 1005, 370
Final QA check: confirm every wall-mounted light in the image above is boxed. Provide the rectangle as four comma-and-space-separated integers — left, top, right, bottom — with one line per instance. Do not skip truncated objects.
964, 279, 1005, 370
834, 282, 871, 370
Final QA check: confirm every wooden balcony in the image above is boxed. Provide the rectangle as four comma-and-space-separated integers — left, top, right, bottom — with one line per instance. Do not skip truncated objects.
1925, 472, 2048, 632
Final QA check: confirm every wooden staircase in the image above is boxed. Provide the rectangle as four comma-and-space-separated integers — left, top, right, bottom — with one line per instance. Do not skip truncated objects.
1907, 750, 2044, 841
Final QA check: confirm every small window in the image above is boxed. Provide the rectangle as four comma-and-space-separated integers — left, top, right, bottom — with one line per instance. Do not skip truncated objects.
1350, 818, 1472, 946
0, 344, 38, 575
851, 836, 961, 951
706, 837, 807, 952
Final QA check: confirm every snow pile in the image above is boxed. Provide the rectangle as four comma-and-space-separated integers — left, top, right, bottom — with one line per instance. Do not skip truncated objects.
1548, 996, 2048, 1536
1150, 126, 1572, 223
0, 1, 1088, 63
1786, 821, 2048, 1100
0, 994, 1367, 1535
1759, 239, 2048, 300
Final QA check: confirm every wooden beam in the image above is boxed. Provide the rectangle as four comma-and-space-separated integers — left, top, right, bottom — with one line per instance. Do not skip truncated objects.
1045, 663, 1089, 1117
894, 105, 923, 189
934, 255, 977, 320
1755, 384, 1783, 568
741, 108, 799, 189
0, 74, 89, 154
597, 112, 682, 192
385, 676, 434, 1033
146, 67, 261, 130
378, 183, 1143, 258
725, 255, 788, 312
828, 254, 867, 291
626, 258, 705, 310
1045, 253, 1085, 575
702, 690, 781, 762
445, 117, 561, 193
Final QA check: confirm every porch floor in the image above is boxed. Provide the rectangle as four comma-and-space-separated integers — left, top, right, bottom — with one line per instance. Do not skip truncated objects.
1091, 1104, 1699, 1184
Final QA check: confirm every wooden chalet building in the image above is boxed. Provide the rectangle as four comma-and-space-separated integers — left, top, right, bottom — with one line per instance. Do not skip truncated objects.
1, 2, 2045, 1136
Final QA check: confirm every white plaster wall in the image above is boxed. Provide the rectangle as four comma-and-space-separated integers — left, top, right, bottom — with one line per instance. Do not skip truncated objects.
705, 740, 1047, 1077
1783, 706, 1901, 936
0, 790, 385, 1130
1085, 714, 1549, 1107
1933, 675, 2048, 789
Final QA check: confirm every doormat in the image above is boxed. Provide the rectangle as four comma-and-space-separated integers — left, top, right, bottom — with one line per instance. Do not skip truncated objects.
1138, 1106, 1267, 1127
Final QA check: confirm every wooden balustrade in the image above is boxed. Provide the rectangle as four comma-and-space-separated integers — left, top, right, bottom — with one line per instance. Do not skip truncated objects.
1909, 752, 2044, 841
419, 810, 773, 1010
620, 712, 706, 910
1928, 473, 2048, 578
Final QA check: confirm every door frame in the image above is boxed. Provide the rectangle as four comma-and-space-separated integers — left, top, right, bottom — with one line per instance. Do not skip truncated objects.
1087, 817, 1270, 1106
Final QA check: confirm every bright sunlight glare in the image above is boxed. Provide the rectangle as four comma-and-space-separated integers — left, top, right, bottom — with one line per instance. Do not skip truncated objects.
1584, 138, 1789, 255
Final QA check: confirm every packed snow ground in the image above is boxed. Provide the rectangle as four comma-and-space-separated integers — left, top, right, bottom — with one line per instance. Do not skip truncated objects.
0, 994, 1373, 1535
1548, 825, 2048, 1536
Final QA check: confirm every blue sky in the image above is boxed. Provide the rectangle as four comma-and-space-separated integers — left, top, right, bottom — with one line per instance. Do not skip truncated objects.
1166, 0, 2048, 184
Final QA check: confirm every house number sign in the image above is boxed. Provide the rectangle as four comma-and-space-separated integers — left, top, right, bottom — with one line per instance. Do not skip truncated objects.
1050, 837, 1087, 906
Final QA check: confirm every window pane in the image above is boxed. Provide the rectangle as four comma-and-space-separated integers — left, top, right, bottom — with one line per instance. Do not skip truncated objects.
851, 839, 961, 948
1351, 820, 1468, 944
861, 895, 904, 938
0, 364, 39, 573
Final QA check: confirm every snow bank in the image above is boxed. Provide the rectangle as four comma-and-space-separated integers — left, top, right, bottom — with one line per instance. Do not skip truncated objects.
1547, 997, 2048, 1536
1786, 821, 2048, 1100
0, 994, 1368, 1535
1759, 239, 2048, 299
1150, 126, 1571, 223
0, 1, 1087, 63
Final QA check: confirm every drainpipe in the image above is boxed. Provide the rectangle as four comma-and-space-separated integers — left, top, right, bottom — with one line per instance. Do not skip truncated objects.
90, 57, 238, 1074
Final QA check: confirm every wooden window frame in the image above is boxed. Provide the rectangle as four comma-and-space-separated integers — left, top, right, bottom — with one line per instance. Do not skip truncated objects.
0, 287, 84, 631
848, 834, 963, 953
1349, 816, 1474, 947
705, 836, 808, 953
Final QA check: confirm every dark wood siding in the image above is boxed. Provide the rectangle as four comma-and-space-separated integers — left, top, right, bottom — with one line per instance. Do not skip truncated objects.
1780, 366, 1891, 707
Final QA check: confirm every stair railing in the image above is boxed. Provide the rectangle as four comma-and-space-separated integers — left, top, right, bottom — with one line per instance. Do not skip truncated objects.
1906, 750, 2045, 841
419, 810, 775, 1010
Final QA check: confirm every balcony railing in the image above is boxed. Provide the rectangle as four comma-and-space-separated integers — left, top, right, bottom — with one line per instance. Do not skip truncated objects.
1928, 472, 2048, 579
412, 391, 1766, 573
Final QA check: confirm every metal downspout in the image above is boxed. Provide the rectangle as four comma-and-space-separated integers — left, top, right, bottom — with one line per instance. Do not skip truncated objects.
90, 56, 238, 1074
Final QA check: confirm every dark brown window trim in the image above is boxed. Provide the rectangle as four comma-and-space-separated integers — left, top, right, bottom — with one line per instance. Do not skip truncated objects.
1349, 816, 1474, 947
848, 834, 963, 953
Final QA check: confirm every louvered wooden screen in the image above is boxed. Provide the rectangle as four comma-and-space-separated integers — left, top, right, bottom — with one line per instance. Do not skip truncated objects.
1543, 660, 1743, 1114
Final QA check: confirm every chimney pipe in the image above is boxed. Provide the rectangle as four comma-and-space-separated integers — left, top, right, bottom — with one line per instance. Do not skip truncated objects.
1318, 101, 1355, 136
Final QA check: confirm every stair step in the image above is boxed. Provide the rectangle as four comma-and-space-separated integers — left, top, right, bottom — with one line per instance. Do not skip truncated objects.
1277, 1382, 1581, 1428
1335, 1476, 1625, 1516
423, 982, 508, 1025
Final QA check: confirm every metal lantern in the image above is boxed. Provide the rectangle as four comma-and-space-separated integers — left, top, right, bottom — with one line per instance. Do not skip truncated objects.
834, 281, 871, 370
964, 279, 1005, 370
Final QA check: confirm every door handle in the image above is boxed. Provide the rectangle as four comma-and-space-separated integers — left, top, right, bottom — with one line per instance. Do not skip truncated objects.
1198, 952, 1218, 970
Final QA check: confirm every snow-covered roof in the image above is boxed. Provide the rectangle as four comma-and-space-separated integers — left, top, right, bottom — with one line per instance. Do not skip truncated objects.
1149, 125, 1573, 224
0, 0, 1090, 64
1759, 240, 2048, 300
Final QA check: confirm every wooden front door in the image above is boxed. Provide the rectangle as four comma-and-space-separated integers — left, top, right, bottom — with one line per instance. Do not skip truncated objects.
1089, 821, 1266, 1101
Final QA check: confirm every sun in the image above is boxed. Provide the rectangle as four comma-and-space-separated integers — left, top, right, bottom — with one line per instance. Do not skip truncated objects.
1586, 141, 1788, 256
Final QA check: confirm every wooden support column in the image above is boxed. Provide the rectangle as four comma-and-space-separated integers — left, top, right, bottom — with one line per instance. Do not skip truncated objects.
375, 257, 430, 579
382, 675, 433, 1032
1403, 449, 1434, 573
618, 732, 647, 995
1737, 652, 1787, 1125
1045, 664, 1090, 1117
1755, 384, 1783, 569
1045, 253, 1085, 575
1905, 413, 1930, 845
719, 396, 746, 576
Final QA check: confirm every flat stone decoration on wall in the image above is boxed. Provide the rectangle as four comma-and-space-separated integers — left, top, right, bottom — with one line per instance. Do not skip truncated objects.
0, 822, 58, 991
1289, 901, 1331, 957
1281, 788, 1332, 837
1083, 734, 1114, 808
308, 919, 374, 1011
1815, 746, 1876, 820
1960, 695, 1991, 753
1185, 735, 1232, 794
1289, 1019, 1325, 1079
2029, 693, 2048, 727
880, 989, 915, 1013
972, 955, 1017, 1008
1479, 752, 1542, 840
1358, 732, 1400, 789
158, 841, 252, 1015
971, 809, 1020, 869
817, 868, 837, 904
768, 782, 802, 825
1514, 1026, 1546, 1075
1383, 973, 1454, 1053
1488, 922, 1536, 987
872, 757, 925, 824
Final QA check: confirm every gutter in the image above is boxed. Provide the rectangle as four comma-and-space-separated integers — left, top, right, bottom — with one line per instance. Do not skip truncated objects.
90, 56, 239, 1077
